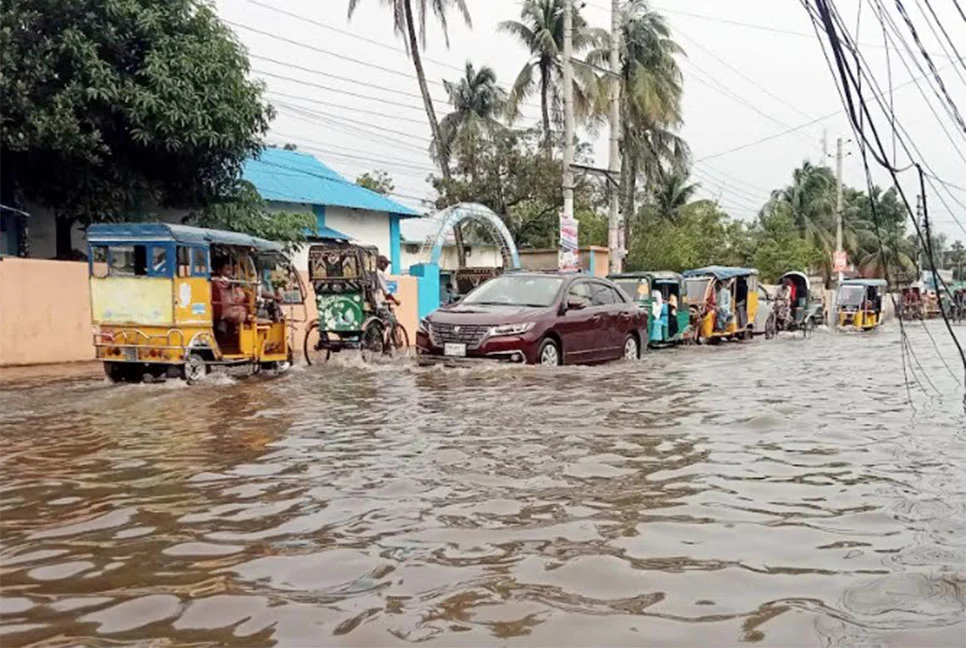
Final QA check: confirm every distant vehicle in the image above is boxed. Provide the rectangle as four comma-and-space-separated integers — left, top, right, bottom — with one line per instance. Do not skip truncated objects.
415, 272, 648, 366
682, 266, 762, 343
609, 271, 692, 347
773, 271, 826, 336
835, 278, 887, 331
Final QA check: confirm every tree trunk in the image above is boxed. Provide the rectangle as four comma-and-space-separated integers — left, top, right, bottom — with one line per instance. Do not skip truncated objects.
540, 65, 552, 157
55, 215, 75, 260
402, 0, 466, 267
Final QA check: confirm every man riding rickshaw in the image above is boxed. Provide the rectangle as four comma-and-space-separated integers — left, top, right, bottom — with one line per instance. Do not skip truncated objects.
302, 240, 408, 364
773, 271, 825, 336
88, 223, 304, 383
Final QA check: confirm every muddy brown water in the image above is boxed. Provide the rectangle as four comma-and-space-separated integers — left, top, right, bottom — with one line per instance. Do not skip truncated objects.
1, 323, 964, 647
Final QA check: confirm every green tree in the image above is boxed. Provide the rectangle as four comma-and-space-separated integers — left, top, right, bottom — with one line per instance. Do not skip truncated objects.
349, 0, 470, 178
499, 0, 601, 153
356, 170, 395, 195
947, 240, 965, 280
652, 171, 698, 221
436, 61, 508, 174
187, 181, 313, 253
1, 0, 273, 257
749, 209, 824, 283
626, 199, 741, 272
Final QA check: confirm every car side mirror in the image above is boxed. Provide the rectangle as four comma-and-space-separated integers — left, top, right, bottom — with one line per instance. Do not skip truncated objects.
566, 299, 586, 311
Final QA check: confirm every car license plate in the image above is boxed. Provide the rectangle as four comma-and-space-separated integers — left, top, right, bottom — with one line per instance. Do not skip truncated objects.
444, 343, 466, 357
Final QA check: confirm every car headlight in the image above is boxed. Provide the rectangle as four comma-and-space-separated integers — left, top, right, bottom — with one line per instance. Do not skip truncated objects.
488, 322, 535, 337
418, 318, 431, 334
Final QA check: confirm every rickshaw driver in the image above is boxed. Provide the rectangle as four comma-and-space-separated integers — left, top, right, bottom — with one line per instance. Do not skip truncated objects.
376, 255, 401, 324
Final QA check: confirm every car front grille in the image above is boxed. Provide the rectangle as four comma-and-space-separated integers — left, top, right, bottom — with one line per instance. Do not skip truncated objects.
430, 323, 490, 347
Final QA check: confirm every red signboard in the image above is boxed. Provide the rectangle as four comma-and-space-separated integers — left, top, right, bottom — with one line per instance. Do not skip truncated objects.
833, 251, 848, 272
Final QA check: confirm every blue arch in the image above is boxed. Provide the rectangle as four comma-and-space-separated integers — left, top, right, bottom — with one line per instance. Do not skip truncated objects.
427, 203, 521, 269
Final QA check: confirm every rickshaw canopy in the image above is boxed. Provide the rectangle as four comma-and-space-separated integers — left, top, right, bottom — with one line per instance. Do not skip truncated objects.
88, 223, 283, 252
683, 266, 759, 279
779, 271, 810, 292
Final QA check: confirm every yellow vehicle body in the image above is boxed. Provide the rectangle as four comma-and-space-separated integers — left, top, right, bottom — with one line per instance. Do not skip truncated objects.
88, 223, 301, 382
683, 267, 760, 342
835, 279, 887, 331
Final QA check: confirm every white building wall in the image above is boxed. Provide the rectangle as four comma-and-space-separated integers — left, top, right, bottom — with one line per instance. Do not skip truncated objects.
401, 244, 502, 272
326, 207, 391, 260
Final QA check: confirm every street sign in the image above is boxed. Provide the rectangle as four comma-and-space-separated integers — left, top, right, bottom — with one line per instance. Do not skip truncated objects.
559, 212, 580, 271
833, 251, 848, 273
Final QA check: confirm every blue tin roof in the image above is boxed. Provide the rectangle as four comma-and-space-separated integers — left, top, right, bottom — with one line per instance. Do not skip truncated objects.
87, 223, 283, 252
683, 266, 759, 279
243, 148, 419, 218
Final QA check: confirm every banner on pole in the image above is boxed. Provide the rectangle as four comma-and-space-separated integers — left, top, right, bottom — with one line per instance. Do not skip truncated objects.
559, 212, 579, 271
833, 251, 848, 273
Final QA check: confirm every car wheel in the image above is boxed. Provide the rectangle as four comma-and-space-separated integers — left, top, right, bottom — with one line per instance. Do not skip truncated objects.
623, 334, 640, 360
538, 338, 561, 366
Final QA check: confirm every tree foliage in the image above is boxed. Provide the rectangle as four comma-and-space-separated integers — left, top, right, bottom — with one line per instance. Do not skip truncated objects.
356, 170, 396, 196
1, 0, 274, 256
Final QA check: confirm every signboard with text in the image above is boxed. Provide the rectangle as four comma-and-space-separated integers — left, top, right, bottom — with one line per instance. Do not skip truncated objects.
833, 250, 848, 273
559, 213, 580, 271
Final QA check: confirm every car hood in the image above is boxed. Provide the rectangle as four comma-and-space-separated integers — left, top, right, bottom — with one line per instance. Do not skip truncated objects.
429, 304, 552, 326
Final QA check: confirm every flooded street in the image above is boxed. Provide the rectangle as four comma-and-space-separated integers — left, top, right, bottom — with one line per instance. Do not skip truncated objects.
1, 323, 964, 647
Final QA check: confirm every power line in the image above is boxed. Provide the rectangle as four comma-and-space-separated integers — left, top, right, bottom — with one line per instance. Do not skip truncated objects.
265, 90, 429, 126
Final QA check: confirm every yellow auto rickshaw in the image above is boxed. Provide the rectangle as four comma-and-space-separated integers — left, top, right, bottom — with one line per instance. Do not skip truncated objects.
835, 278, 886, 331
88, 223, 305, 383
682, 266, 761, 343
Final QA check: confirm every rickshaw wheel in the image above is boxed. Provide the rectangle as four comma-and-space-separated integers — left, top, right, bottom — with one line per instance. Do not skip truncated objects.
184, 354, 208, 385
764, 315, 777, 340
360, 319, 386, 360
386, 323, 410, 357
303, 322, 331, 366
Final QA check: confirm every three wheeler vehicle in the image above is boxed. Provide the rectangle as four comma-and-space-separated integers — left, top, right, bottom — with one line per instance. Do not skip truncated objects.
773, 271, 826, 336
835, 278, 887, 331
302, 240, 408, 364
610, 271, 692, 346
88, 223, 304, 384
682, 266, 761, 343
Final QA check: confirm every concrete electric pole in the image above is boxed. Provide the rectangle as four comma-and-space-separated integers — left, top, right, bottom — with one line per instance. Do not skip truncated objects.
561, 0, 575, 226
835, 136, 844, 284
607, 0, 622, 274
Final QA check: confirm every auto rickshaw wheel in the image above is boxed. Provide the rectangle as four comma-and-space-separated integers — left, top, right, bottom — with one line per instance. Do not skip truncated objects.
184, 354, 208, 385
303, 322, 331, 366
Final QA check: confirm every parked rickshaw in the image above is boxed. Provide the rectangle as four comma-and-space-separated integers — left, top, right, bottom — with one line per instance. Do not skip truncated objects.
835, 278, 887, 331
952, 283, 966, 322
302, 240, 408, 364
88, 223, 304, 383
682, 266, 761, 343
610, 271, 692, 346
773, 271, 826, 335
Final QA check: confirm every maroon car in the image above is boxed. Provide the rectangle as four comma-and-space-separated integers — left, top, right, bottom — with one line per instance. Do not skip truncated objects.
416, 272, 648, 366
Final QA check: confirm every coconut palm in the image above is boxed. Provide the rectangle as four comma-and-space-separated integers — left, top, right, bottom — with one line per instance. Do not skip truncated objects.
588, 0, 687, 239
498, 0, 602, 152
435, 61, 508, 173
652, 171, 698, 221
348, 0, 470, 177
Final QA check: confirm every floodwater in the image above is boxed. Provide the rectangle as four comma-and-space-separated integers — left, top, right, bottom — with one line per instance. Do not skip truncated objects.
1, 323, 964, 648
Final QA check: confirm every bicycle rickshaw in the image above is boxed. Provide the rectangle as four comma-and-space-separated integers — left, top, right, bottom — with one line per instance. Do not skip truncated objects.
773, 271, 826, 336
302, 240, 408, 364
899, 283, 925, 320
835, 278, 886, 331
610, 271, 692, 346
88, 223, 304, 384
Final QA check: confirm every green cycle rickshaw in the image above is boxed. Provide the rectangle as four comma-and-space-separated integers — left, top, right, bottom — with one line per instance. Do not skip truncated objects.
610, 271, 692, 346
301, 240, 407, 364
773, 271, 826, 336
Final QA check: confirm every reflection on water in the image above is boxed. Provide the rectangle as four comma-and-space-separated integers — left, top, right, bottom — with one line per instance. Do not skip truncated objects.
1, 324, 964, 647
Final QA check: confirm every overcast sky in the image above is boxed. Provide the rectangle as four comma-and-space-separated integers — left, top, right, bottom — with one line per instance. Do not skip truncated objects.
214, 0, 966, 240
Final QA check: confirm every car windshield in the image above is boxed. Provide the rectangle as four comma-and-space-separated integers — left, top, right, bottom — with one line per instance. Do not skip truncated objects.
838, 285, 866, 306
462, 275, 564, 307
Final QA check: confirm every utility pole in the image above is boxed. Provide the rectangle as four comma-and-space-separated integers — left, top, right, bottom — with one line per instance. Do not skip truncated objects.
562, 0, 575, 227
607, 0, 622, 273
835, 136, 844, 284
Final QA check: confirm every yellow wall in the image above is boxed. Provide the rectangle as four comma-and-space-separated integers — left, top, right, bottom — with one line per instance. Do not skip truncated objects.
0, 258, 95, 365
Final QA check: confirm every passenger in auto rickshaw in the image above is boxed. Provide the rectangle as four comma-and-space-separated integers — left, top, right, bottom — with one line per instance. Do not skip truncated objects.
715, 279, 733, 332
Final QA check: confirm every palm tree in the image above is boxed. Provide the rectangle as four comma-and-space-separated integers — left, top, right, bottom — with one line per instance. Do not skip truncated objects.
436, 61, 508, 174
764, 162, 838, 258
588, 0, 687, 240
499, 0, 601, 153
652, 171, 698, 221
348, 0, 470, 178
